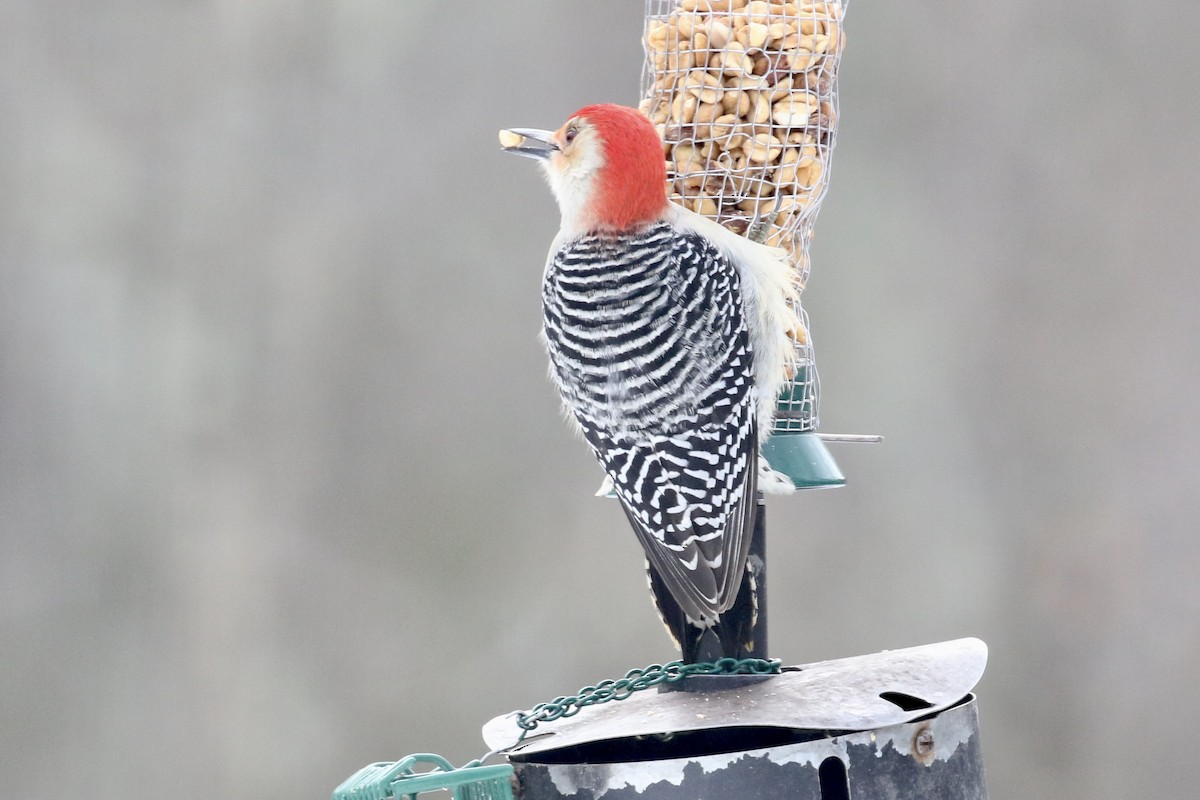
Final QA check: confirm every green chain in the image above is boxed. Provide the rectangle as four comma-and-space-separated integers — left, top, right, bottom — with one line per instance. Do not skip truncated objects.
515, 657, 782, 733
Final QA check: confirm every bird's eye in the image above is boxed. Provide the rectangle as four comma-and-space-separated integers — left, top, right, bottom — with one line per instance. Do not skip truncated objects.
564, 126, 578, 145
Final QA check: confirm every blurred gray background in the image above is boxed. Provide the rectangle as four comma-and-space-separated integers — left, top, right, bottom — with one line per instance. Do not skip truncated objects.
3, 1, 1198, 798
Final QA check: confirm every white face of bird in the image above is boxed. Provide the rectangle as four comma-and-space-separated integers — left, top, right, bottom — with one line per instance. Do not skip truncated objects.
499, 116, 605, 235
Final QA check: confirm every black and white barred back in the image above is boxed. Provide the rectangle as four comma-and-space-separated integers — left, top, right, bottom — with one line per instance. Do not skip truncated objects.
542, 221, 759, 630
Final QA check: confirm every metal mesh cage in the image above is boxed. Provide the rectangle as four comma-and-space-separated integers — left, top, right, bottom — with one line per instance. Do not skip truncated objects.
639, 0, 847, 435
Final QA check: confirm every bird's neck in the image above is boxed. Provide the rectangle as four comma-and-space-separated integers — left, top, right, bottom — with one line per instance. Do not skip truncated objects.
546, 165, 669, 238
559, 196, 670, 240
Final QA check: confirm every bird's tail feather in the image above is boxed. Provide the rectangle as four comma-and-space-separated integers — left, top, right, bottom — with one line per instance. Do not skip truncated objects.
646, 494, 767, 663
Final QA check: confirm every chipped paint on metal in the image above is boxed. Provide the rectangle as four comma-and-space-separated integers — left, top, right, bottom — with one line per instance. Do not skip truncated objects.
869, 700, 977, 764
546, 749, 748, 798
545, 738, 850, 798
539, 699, 972, 798
536, 702, 980, 798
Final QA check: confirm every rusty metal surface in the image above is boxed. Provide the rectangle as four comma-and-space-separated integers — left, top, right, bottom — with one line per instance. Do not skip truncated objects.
483, 638, 986, 756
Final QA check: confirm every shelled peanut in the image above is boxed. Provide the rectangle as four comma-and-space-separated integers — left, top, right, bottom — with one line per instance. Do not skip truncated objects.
640, 0, 845, 288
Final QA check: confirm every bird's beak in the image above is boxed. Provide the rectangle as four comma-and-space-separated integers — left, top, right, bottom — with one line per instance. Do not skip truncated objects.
499, 128, 559, 160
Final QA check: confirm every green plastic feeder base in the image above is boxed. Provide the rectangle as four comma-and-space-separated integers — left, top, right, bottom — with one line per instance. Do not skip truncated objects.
763, 431, 845, 489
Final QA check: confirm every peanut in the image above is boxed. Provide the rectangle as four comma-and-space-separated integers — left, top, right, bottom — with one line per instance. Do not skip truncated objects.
720, 81, 753, 116
711, 43, 755, 76
705, 19, 733, 48
693, 99, 724, 125
699, 112, 740, 140
741, 22, 770, 49
749, 91, 772, 124
770, 92, 818, 127
743, 132, 783, 163
683, 71, 723, 104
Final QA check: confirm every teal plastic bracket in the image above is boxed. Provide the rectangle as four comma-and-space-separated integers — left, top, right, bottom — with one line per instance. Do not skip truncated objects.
333, 754, 514, 800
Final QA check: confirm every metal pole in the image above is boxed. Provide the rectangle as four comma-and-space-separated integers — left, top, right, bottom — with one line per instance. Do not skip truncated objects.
748, 492, 768, 658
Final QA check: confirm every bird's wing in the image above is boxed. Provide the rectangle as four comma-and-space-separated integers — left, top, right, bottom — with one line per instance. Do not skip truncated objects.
542, 226, 760, 625
666, 203, 802, 435
583, 230, 760, 625
601, 418, 759, 626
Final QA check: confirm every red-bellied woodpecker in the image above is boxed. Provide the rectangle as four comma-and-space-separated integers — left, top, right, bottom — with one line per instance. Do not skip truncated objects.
500, 104, 800, 662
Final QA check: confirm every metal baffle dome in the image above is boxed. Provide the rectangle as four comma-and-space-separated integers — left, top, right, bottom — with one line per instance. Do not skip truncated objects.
486, 639, 989, 800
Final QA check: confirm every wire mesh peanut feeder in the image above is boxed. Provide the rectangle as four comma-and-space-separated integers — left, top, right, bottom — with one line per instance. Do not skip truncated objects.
640, 0, 849, 487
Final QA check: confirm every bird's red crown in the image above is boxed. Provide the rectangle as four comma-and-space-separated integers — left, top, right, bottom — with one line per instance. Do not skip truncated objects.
572, 104, 669, 232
